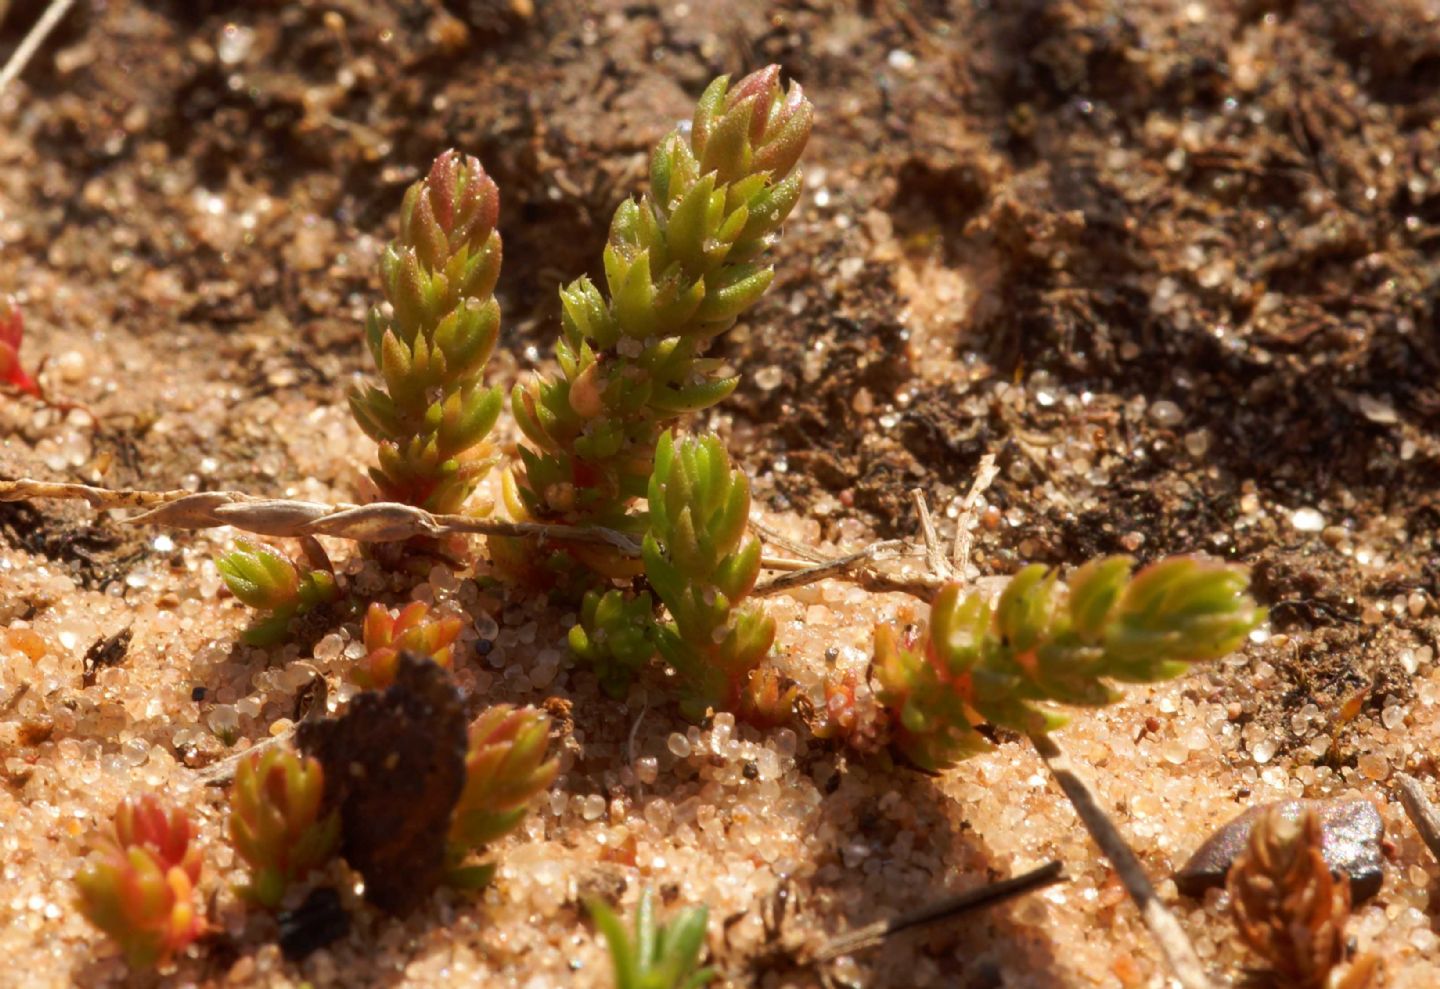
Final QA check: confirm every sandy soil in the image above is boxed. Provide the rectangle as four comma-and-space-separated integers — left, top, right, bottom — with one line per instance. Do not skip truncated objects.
4, 1, 1440, 986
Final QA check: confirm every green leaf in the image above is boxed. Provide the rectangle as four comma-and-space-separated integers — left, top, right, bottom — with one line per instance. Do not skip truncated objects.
666, 173, 719, 273
447, 862, 497, 890
589, 897, 639, 989
694, 264, 773, 324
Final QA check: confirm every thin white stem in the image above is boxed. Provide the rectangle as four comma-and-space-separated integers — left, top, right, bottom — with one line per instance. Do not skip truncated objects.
0, 0, 75, 95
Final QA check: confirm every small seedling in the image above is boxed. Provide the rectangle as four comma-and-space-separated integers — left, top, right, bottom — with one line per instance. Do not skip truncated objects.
446, 704, 559, 887
568, 430, 783, 720
216, 540, 338, 646
589, 887, 716, 989
228, 747, 340, 909
875, 556, 1264, 771
569, 586, 658, 698
643, 431, 776, 721
111, 793, 203, 883
352, 600, 464, 690
74, 795, 206, 969
501, 65, 812, 580
348, 150, 504, 513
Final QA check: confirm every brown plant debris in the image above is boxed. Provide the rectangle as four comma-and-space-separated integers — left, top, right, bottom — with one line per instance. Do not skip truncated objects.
297, 653, 468, 916
1227, 806, 1379, 989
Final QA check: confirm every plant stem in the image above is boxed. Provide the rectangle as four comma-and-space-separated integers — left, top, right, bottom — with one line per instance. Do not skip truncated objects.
1028, 731, 1216, 989
0, 0, 75, 94
813, 860, 1065, 961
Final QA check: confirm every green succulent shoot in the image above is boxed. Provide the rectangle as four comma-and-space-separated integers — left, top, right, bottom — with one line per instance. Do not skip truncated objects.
74, 795, 207, 970
643, 431, 776, 721
353, 600, 464, 691
589, 888, 716, 989
502, 65, 813, 576
569, 587, 658, 698
228, 747, 339, 909
876, 556, 1265, 772
216, 540, 338, 646
348, 149, 505, 514
446, 704, 560, 888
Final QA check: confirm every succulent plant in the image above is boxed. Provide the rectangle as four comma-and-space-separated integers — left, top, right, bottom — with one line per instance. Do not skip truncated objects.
589, 887, 716, 989
111, 793, 203, 885
348, 149, 505, 514
74, 796, 206, 969
352, 600, 464, 690
446, 704, 559, 886
740, 667, 801, 729
0, 294, 41, 398
228, 747, 340, 909
568, 587, 658, 698
216, 540, 338, 646
875, 556, 1264, 771
643, 431, 776, 721
501, 66, 813, 577
1228, 806, 1379, 989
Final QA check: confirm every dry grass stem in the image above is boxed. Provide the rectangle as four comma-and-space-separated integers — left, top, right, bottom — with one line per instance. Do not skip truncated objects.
753, 541, 908, 597
0, 478, 641, 551
1030, 731, 1216, 989
3, 477, 942, 598
952, 452, 999, 575
813, 860, 1066, 962
1394, 773, 1440, 867
911, 489, 954, 583
748, 514, 830, 563
0, 0, 75, 94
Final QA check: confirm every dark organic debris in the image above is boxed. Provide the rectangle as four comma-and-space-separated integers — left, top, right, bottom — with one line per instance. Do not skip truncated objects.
277, 887, 350, 962
82, 627, 132, 687
1175, 799, 1384, 902
297, 652, 468, 916
0, 500, 145, 591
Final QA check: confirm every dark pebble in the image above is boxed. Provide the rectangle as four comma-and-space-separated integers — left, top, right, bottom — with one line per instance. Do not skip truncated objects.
1174, 798, 1384, 901
278, 887, 350, 961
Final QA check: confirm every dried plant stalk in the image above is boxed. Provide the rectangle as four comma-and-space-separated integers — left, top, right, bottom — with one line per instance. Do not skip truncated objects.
1228, 806, 1377, 989
1, 478, 950, 596
1030, 731, 1216, 989
0, 479, 640, 552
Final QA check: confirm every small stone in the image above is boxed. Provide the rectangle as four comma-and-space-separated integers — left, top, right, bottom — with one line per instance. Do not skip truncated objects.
217, 24, 256, 67
1175, 799, 1384, 901
754, 366, 783, 391
1357, 393, 1398, 424
1148, 400, 1183, 427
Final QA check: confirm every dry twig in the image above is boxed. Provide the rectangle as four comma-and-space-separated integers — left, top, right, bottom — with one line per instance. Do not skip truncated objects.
3, 477, 948, 598
952, 452, 998, 575
753, 541, 906, 597
0, 0, 74, 94
1395, 772, 1440, 866
814, 860, 1065, 961
911, 489, 954, 583
1029, 732, 1215, 989
0, 479, 641, 553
